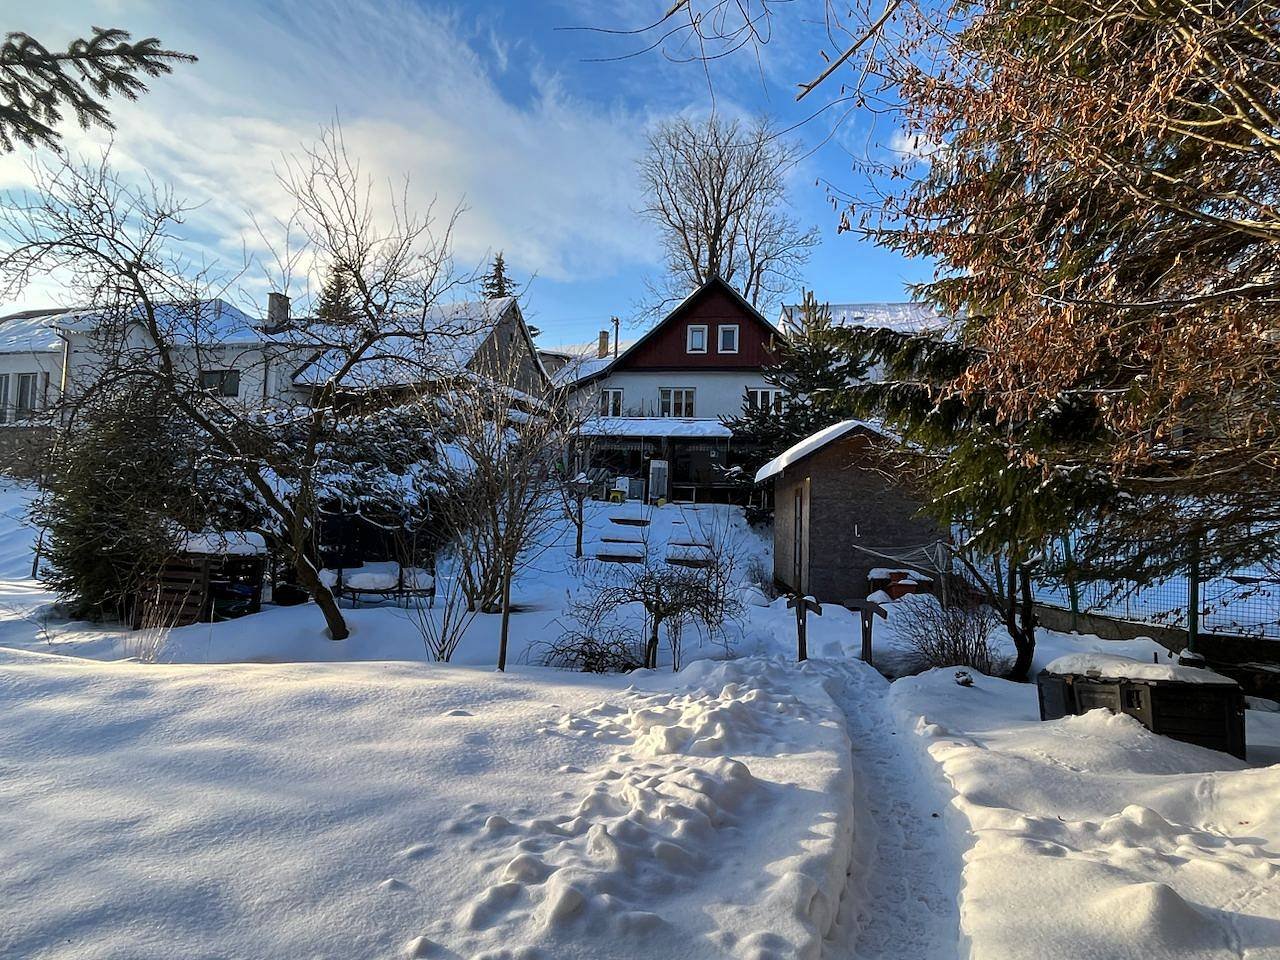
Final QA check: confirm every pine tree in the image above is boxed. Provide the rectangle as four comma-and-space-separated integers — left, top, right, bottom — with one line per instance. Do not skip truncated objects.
0, 28, 195, 152
481, 251, 515, 300
722, 290, 871, 489
315, 266, 357, 325
35, 384, 203, 621
842, 323, 1115, 681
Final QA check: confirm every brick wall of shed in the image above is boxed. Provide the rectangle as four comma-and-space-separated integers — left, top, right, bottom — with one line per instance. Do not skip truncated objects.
771, 432, 944, 602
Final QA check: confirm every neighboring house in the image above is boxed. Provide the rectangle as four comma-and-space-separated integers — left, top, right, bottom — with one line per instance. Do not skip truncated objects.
755, 419, 947, 602
562, 275, 782, 502
0, 293, 546, 474
290, 296, 547, 404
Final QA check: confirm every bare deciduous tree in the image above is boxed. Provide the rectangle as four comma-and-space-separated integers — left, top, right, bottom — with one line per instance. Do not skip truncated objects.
0, 130, 466, 641
425, 354, 586, 671
638, 114, 818, 316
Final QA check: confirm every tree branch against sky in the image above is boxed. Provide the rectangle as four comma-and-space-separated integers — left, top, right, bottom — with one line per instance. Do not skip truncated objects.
638, 114, 818, 316
0, 27, 195, 152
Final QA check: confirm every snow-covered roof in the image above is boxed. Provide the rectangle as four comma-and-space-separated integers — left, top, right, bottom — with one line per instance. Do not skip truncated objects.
292, 297, 515, 390
778, 301, 946, 335
1044, 653, 1238, 686
754, 419, 888, 483
579, 417, 733, 439
181, 530, 267, 556
51, 299, 266, 345
0, 308, 66, 353
552, 354, 615, 387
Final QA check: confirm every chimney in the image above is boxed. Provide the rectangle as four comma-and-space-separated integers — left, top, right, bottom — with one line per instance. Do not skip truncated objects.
597, 330, 609, 359
267, 292, 291, 330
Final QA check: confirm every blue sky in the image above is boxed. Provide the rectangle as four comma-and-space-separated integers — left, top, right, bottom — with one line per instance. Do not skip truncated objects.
1, 0, 931, 346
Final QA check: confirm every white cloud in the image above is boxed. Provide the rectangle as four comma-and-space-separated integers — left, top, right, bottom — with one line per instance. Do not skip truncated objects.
1, 0, 660, 311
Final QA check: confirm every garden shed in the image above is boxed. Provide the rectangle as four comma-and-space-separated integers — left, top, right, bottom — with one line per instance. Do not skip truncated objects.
755, 420, 947, 602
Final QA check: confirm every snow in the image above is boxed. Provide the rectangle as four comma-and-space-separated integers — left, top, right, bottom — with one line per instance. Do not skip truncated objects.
778, 301, 947, 335
4, 475, 1280, 958
0, 308, 65, 352
754, 419, 887, 483
289, 298, 520, 390
888, 665, 1280, 959
867, 566, 932, 582
320, 561, 434, 592
579, 416, 733, 439
1045, 651, 1239, 685
181, 529, 267, 556
552, 353, 614, 386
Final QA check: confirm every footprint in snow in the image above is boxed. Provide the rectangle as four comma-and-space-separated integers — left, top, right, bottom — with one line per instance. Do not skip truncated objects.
445, 708, 473, 717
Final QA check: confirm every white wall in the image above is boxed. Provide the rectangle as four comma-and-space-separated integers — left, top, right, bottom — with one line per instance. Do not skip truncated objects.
586, 370, 774, 420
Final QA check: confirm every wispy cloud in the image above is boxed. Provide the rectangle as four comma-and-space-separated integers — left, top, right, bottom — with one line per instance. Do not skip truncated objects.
1, 0, 660, 310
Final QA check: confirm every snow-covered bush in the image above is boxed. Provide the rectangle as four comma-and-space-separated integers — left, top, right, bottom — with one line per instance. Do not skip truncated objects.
892, 592, 1008, 675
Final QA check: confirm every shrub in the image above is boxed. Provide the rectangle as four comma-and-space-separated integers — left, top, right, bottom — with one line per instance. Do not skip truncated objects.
891, 592, 1007, 675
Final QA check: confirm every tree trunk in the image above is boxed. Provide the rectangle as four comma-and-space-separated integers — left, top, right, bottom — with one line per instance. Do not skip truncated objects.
497, 556, 513, 672
293, 554, 349, 641
575, 495, 584, 559
1004, 561, 1037, 682
646, 614, 661, 669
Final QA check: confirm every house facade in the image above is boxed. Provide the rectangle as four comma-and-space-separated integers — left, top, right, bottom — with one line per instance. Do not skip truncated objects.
0, 294, 546, 476
756, 420, 947, 602
563, 276, 782, 502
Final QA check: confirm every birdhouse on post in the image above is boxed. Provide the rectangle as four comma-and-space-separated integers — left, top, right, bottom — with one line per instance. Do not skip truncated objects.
843, 598, 888, 665
787, 593, 822, 661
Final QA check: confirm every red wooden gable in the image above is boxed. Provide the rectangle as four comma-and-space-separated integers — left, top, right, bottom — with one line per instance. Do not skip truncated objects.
615, 277, 778, 371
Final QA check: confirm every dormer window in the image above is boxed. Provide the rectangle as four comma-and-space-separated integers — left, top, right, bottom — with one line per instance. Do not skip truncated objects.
718, 324, 739, 353
686, 324, 708, 354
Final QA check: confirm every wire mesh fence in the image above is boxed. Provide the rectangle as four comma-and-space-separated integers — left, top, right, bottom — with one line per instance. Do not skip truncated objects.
963, 537, 1280, 641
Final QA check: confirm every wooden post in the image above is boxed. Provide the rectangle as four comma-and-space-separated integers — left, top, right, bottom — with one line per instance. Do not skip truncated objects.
843, 598, 887, 665
787, 593, 822, 661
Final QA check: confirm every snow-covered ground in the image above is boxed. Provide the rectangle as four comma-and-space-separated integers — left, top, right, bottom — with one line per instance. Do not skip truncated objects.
5, 478, 1280, 959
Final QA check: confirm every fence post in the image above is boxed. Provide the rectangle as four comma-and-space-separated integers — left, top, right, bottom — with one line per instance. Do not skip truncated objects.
1061, 534, 1081, 633
1186, 537, 1201, 655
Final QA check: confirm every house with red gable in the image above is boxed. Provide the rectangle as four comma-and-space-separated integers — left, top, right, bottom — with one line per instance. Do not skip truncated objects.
559, 275, 782, 502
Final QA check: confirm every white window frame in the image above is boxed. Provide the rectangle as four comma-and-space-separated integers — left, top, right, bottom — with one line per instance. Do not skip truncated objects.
14, 373, 38, 418
745, 387, 784, 412
659, 387, 695, 418
686, 324, 708, 354
600, 387, 624, 417
718, 324, 740, 354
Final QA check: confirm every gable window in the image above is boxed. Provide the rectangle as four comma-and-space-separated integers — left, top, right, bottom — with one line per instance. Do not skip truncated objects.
659, 387, 695, 418
686, 324, 708, 354
600, 388, 624, 417
200, 369, 241, 398
14, 373, 39, 419
745, 387, 784, 412
718, 324, 739, 354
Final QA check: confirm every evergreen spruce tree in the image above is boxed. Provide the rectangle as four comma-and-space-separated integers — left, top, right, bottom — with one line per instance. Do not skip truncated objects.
481, 251, 514, 300
0, 28, 195, 152
722, 290, 871, 492
842, 323, 1115, 680
35, 384, 205, 622
315, 266, 357, 325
